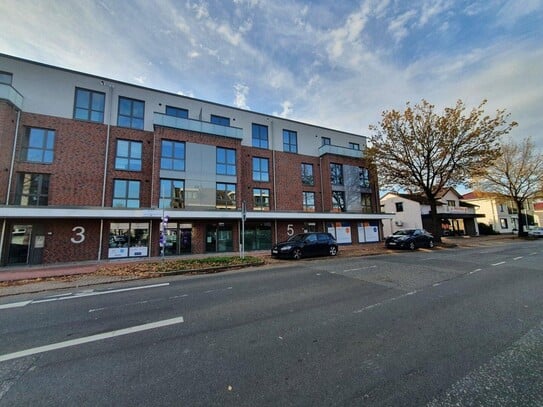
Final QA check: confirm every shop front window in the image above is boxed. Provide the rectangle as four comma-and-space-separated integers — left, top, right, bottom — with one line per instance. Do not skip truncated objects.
108, 222, 149, 258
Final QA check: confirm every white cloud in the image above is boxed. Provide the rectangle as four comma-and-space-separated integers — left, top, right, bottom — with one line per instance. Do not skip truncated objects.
274, 101, 294, 118
234, 83, 250, 109
388, 10, 417, 42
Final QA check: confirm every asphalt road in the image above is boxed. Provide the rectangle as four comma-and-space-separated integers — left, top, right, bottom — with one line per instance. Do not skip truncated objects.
1, 240, 542, 406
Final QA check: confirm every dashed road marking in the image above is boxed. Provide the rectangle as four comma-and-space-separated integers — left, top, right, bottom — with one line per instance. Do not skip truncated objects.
491, 261, 506, 266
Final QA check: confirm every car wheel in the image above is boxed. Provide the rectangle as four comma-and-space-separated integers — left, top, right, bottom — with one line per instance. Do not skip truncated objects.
408, 242, 416, 250
293, 248, 302, 260
428, 240, 434, 248
329, 246, 338, 256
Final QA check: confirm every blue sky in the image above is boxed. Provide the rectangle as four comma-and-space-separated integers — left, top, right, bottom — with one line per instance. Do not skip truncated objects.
1, 0, 542, 150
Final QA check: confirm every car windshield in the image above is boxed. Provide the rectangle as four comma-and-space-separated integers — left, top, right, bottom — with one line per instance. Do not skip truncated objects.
287, 234, 307, 242
393, 229, 415, 236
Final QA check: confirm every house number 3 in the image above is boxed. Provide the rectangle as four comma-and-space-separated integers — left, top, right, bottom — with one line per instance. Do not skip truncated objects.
71, 226, 86, 244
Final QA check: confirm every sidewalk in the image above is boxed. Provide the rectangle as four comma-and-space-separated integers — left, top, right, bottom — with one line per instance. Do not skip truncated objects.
0, 235, 517, 297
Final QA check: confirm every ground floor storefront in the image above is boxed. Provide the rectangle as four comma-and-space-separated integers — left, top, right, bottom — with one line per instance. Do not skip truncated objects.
1, 209, 392, 267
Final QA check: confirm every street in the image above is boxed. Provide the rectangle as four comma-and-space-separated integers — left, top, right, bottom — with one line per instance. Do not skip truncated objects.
1, 240, 542, 406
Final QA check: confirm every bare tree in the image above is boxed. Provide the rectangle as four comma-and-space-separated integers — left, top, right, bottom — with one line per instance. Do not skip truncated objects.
476, 137, 543, 236
367, 99, 517, 240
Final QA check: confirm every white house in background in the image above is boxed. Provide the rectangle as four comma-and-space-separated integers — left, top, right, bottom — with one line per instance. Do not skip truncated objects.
534, 202, 543, 227
381, 188, 481, 237
462, 191, 537, 234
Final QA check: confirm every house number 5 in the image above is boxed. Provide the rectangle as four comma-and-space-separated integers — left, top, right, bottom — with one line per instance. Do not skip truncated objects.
71, 226, 86, 244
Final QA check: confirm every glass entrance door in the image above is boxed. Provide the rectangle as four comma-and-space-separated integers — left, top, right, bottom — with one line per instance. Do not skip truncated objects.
8, 225, 33, 264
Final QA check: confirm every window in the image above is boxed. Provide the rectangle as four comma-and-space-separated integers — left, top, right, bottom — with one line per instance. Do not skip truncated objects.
0, 71, 12, 85
21, 128, 55, 163
216, 148, 236, 176
283, 129, 298, 153
216, 183, 236, 209
301, 163, 314, 186
113, 180, 140, 208
115, 140, 142, 171
74, 88, 105, 123
395, 202, 404, 212
349, 142, 360, 150
118, 97, 144, 129
332, 191, 346, 212
359, 167, 370, 188
447, 200, 456, 207
15, 173, 49, 206
322, 137, 331, 145
303, 192, 315, 212
253, 188, 270, 211
252, 123, 268, 148
160, 179, 185, 208
165, 106, 188, 119
500, 218, 508, 229
160, 140, 185, 171
211, 114, 230, 126
361, 193, 373, 213
252, 157, 269, 182
330, 163, 343, 185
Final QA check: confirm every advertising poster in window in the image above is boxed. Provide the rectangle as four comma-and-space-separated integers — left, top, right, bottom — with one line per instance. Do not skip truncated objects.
328, 222, 352, 244
358, 221, 379, 242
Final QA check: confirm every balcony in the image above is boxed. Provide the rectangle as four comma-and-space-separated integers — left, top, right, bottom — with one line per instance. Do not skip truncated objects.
154, 112, 243, 140
319, 144, 364, 158
0, 83, 24, 110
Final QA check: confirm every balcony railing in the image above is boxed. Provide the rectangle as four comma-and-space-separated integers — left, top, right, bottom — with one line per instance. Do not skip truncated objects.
319, 144, 364, 158
0, 83, 24, 110
154, 112, 243, 139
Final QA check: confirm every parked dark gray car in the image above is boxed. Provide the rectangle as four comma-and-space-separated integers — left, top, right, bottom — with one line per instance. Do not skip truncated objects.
271, 232, 338, 260
385, 229, 435, 250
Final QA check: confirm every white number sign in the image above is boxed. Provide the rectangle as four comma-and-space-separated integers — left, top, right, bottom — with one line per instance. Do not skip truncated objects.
71, 226, 86, 244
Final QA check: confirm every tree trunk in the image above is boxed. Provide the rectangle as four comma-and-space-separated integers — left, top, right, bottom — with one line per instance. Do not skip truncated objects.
516, 200, 526, 237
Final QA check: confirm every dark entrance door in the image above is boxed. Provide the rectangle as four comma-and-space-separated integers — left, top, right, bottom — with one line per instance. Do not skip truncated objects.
8, 225, 33, 265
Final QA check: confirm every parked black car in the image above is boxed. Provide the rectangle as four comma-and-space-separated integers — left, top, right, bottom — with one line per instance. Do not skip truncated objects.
385, 229, 435, 250
271, 232, 338, 260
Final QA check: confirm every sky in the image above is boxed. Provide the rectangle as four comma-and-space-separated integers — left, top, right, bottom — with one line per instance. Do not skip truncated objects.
0, 0, 542, 152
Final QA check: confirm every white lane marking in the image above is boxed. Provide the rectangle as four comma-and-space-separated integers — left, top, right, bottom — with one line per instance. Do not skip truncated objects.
354, 290, 419, 314
343, 265, 377, 272
529, 252, 537, 256
491, 262, 506, 266
469, 268, 482, 275
32, 283, 170, 304
0, 301, 33, 310
513, 256, 523, 260
0, 316, 184, 362
433, 283, 441, 287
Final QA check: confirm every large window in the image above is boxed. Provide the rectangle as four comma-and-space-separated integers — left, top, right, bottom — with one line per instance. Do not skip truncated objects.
303, 191, 315, 212
359, 167, 370, 188
252, 157, 269, 182
216, 183, 236, 209
211, 114, 230, 126
283, 129, 298, 153
161, 140, 185, 171
160, 179, 185, 208
74, 88, 105, 123
118, 96, 144, 129
165, 106, 188, 119
349, 142, 360, 150
108, 222, 149, 258
330, 163, 343, 185
253, 188, 270, 211
0, 71, 12, 85
21, 128, 55, 163
252, 123, 268, 148
216, 148, 236, 176
15, 173, 49, 206
301, 163, 314, 186
361, 193, 373, 213
113, 180, 140, 208
332, 191, 346, 212
115, 140, 142, 171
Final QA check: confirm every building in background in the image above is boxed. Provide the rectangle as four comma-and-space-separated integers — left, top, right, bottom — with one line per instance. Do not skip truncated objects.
0, 54, 391, 266
381, 188, 481, 237
462, 191, 537, 234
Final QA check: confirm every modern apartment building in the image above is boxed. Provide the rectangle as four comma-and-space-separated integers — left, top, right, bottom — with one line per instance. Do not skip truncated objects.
0, 53, 390, 266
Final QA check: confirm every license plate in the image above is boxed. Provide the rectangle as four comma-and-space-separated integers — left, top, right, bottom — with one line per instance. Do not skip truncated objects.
388, 242, 396, 246
272, 249, 278, 254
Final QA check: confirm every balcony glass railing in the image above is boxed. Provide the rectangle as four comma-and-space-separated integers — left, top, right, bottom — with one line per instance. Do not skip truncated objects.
154, 112, 243, 139
319, 144, 364, 158
0, 83, 24, 109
